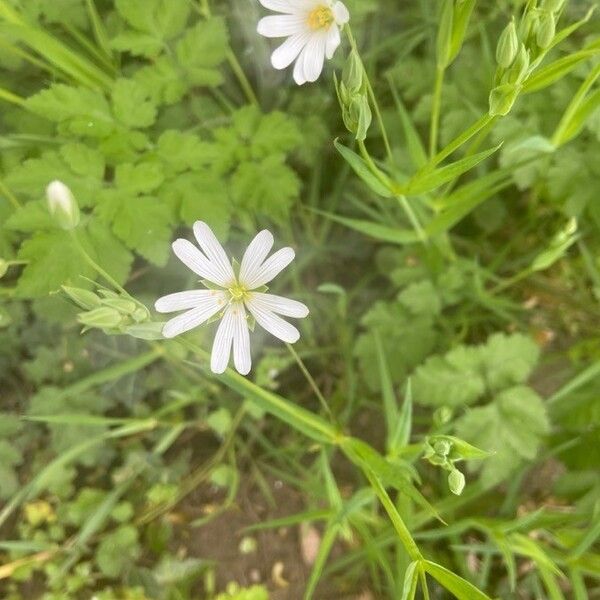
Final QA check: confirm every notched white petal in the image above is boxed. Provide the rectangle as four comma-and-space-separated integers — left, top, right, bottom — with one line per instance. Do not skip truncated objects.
210, 305, 235, 374
162, 293, 226, 339
232, 304, 251, 375
246, 297, 301, 344
192, 221, 235, 287
333, 1, 350, 24
172, 239, 227, 286
257, 14, 306, 38
244, 247, 295, 289
239, 229, 274, 285
248, 292, 309, 318
155, 290, 219, 313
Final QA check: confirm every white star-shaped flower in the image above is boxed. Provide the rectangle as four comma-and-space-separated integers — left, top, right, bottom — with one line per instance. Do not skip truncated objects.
257, 0, 350, 85
155, 222, 309, 375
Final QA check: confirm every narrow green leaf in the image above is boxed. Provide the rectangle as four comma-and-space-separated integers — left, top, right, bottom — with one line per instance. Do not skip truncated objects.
315, 211, 419, 245
375, 332, 399, 452
387, 78, 427, 169
390, 380, 413, 454
524, 47, 600, 94
401, 561, 420, 600
334, 139, 392, 198
423, 560, 492, 600
405, 145, 501, 196
448, 0, 476, 64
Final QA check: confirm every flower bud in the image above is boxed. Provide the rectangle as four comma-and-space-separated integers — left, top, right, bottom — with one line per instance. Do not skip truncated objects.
342, 49, 363, 94
46, 180, 79, 230
78, 307, 123, 329
506, 45, 530, 85
448, 468, 465, 495
62, 286, 102, 310
496, 20, 519, 68
542, 0, 564, 12
489, 83, 520, 116
536, 12, 556, 49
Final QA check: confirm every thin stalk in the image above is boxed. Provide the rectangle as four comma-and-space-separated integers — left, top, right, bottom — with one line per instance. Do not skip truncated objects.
357, 140, 426, 242
199, 0, 258, 106
69, 230, 130, 297
0, 87, 24, 106
226, 49, 259, 106
364, 469, 422, 562
286, 342, 335, 424
432, 113, 495, 166
429, 66, 445, 157
346, 26, 393, 164
0, 179, 21, 209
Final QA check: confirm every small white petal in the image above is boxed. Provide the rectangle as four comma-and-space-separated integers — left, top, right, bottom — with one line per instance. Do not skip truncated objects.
258, 0, 297, 13
247, 292, 309, 318
239, 230, 274, 286
271, 32, 311, 70
192, 221, 235, 288
162, 295, 226, 339
332, 1, 350, 24
258, 14, 306, 37
172, 239, 230, 287
301, 31, 327, 83
293, 46, 308, 85
246, 296, 301, 343
155, 290, 226, 313
232, 304, 251, 375
211, 305, 236, 374
244, 247, 295, 289
325, 24, 340, 59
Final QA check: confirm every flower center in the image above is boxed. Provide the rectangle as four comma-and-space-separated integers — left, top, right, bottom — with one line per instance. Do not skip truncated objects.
307, 5, 333, 30
228, 283, 249, 302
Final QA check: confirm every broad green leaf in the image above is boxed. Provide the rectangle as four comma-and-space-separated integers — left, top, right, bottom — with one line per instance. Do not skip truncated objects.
111, 78, 157, 129
479, 333, 539, 392
413, 346, 485, 408
176, 19, 228, 87
95, 190, 172, 266
456, 386, 550, 485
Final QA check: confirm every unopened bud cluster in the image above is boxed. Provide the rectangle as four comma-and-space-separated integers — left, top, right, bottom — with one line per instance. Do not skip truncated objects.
489, 0, 563, 116
423, 436, 466, 495
335, 50, 372, 141
63, 285, 155, 338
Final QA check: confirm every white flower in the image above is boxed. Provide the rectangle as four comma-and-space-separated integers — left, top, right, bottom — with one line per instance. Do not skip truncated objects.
155, 222, 309, 376
257, 0, 350, 85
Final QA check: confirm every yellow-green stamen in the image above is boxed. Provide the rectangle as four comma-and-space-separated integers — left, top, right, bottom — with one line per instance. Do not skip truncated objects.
307, 6, 334, 30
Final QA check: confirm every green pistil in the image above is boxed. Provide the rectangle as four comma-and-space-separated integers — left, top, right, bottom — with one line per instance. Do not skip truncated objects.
228, 283, 249, 302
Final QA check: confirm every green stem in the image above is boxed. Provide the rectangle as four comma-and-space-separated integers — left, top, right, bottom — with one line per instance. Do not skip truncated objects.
286, 343, 335, 424
431, 113, 495, 166
199, 0, 258, 107
429, 67, 445, 157
357, 140, 426, 242
364, 469, 422, 562
226, 49, 259, 106
178, 338, 339, 444
69, 230, 130, 297
346, 26, 393, 164
0, 178, 21, 209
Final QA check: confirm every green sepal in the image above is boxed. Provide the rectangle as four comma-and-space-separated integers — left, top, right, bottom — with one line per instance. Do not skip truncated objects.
247, 314, 256, 332
201, 279, 225, 291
